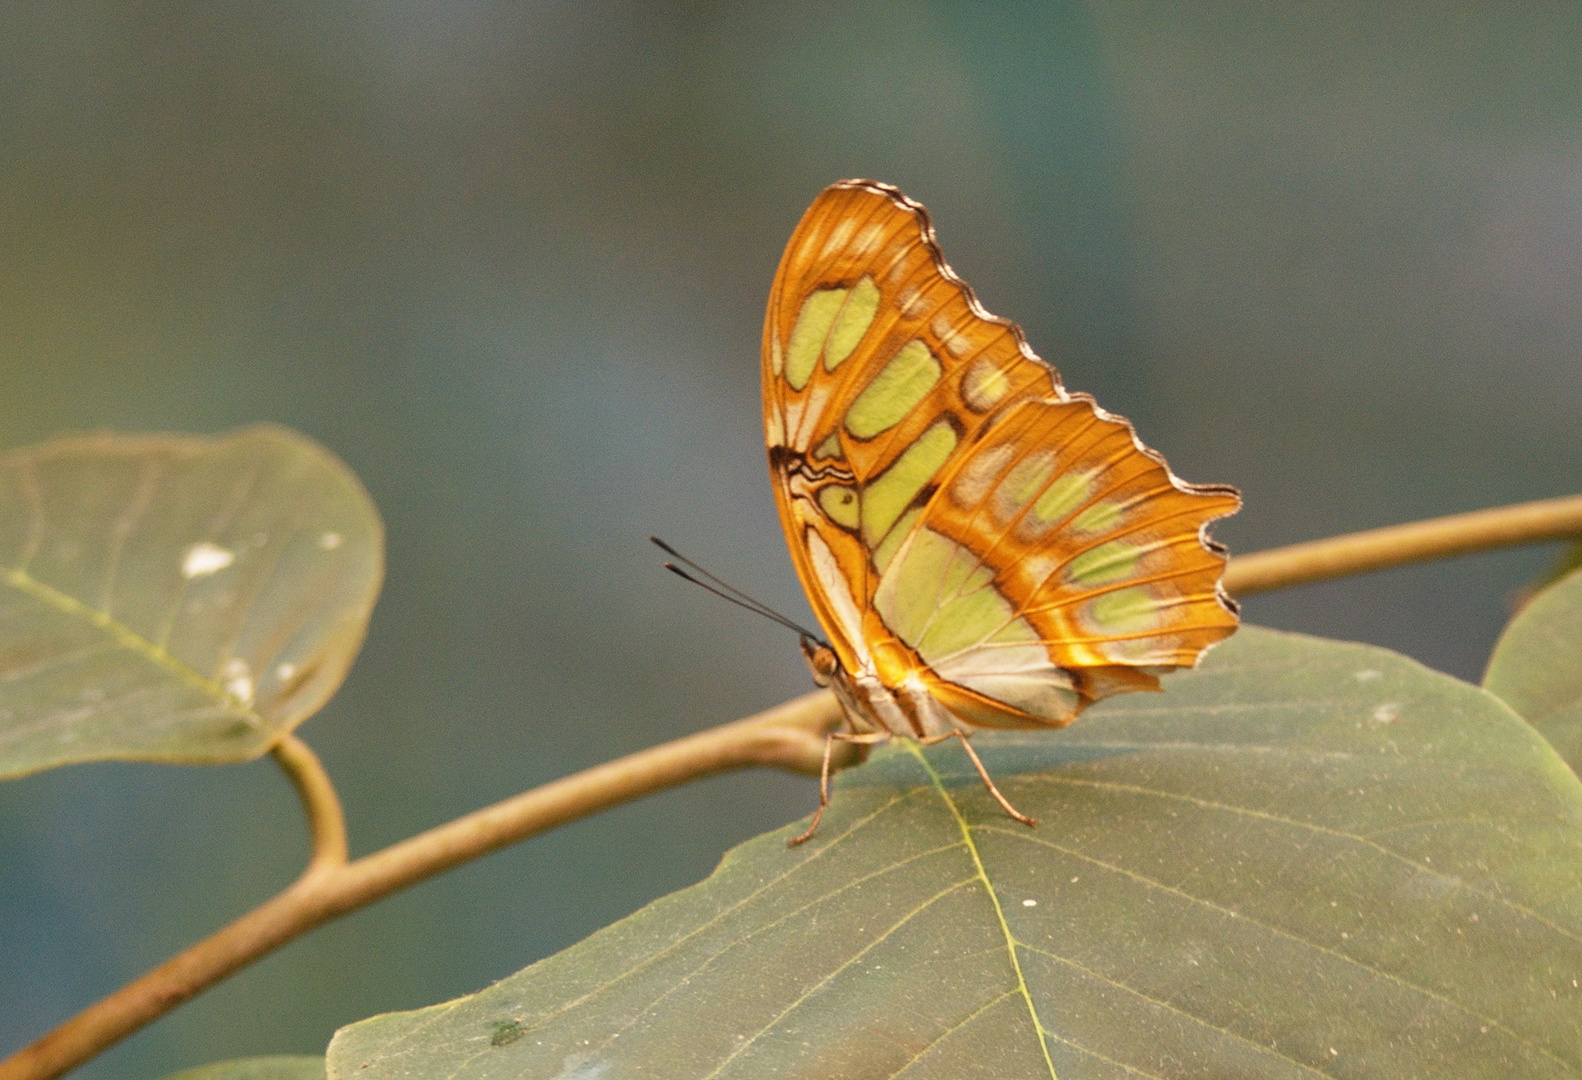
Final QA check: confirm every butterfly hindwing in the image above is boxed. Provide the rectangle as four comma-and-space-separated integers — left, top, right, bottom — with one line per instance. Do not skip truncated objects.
877, 396, 1240, 726
763, 180, 1238, 732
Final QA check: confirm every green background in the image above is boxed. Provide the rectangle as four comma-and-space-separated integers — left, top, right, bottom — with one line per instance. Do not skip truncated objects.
1, 4, 1579, 1078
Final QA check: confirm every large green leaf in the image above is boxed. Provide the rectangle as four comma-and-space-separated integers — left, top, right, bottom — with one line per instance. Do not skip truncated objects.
159, 1056, 325, 1080
328, 627, 1582, 1079
1485, 567, 1582, 773
0, 425, 381, 778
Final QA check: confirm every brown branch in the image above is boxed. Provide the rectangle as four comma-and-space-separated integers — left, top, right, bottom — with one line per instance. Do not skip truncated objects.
269, 735, 348, 874
6, 490, 1581, 1080
0, 691, 847, 1080
1222, 492, 1582, 596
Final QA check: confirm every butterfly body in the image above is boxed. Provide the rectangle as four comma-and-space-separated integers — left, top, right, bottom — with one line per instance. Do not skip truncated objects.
764, 182, 1239, 777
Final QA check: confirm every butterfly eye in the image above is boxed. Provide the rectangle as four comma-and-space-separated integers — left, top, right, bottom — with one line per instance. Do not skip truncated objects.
800, 638, 840, 685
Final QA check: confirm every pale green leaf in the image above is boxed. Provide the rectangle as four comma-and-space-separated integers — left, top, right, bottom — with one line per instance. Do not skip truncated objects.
1485, 566, 1582, 773
159, 1056, 325, 1080
0, 425, 382, 778
328, 627, 1582, 1080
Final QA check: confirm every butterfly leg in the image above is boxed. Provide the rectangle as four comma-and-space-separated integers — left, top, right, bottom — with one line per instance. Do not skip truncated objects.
788, 731, 891, 847
919, 730, 1037, 828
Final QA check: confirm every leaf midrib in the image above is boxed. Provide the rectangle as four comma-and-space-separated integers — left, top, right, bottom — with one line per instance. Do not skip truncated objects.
3, 566, 252, 715
905, 741, 1059, 1080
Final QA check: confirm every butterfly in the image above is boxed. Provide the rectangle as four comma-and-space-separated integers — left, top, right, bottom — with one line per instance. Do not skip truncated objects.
762, 180, 1240, 844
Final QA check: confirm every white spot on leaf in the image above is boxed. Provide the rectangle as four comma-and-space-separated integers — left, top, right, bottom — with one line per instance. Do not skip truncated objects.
275, 662, 297, 681
319, 531, 344, 550
221, 658, 254, 706
1354, 669, 1382, 681
1372, 703, 1400, 724
1022, 899, 1037, 907
182, 542, 235, 579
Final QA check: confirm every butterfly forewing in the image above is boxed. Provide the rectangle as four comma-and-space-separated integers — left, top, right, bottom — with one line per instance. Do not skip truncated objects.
763, 179, 1238, 732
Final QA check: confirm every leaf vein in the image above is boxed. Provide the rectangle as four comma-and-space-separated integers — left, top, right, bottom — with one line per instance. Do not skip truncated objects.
1017, 943, 1334, 1078
696, 877, 978, 1079
906, 742, 1060, 1080
987, 825, 1576, 1073
389, 789, 919, 1050
587, 839, 971, 1056
884, 990, 1019, 1079
1029, 774, 1582, 950
101, 458, 163, 617
1, 568, 250, 718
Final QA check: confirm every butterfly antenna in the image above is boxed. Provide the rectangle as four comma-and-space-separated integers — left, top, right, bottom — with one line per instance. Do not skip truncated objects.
650, 537, 825, 642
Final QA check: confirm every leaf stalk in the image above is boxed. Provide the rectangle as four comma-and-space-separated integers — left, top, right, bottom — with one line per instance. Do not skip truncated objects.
270, 735, 348, 874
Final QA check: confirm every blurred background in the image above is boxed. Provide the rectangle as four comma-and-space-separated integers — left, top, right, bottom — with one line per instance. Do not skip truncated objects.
1, 3, 1579, 1077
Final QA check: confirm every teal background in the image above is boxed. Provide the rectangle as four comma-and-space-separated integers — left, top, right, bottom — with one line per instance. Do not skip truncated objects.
1, 4, 1579, 1078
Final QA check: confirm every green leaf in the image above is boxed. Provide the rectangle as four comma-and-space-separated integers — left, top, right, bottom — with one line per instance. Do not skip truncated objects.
327, 627, 1582, 1079
158, 1056, 325, 1080
1485, 567, 1582, 774
1519, 541, 1582, 608
0, 425, 382, 779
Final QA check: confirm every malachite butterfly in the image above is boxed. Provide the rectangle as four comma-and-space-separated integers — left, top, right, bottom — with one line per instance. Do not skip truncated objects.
763, 180, 1240, 842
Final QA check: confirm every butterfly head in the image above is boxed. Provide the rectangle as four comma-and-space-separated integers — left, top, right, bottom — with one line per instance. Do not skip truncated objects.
799, 635, 841, 687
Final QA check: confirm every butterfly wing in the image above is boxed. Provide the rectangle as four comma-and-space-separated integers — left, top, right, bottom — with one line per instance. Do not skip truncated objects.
763, 180, 1238, 731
